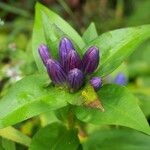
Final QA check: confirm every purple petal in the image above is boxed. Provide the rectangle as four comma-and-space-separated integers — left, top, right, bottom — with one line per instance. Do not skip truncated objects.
59, 37, 75, 71
67, 68, 84, 91
38, 44, 51, 66
46, 59, 66, 85
90, 77, 102, 91
66, 50, 82, 72
82, 46, 99, 74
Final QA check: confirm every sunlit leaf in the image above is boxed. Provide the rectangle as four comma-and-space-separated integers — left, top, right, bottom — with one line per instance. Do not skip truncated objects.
0, 75, 67, 128
74, 84, 150, 135
82, 22, 98, 43
84, 25, 150, 77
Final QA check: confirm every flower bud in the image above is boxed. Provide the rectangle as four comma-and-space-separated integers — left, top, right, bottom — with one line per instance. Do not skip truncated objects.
38, 44, 51, 66
90, 77, 102, 91
67, 68, 84, 91
82, 46, 99, 74
66, 50, 82, 72
114, 73, 127, 85
47, 59, 66, 84
59, 37, 75, 71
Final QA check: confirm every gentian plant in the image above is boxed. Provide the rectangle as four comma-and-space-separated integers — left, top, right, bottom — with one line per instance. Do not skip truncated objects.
0, 2, 150, 149
39, 39, 101, 91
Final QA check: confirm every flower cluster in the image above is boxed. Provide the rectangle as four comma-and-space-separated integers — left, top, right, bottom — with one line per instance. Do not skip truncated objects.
38, 37, 102, 92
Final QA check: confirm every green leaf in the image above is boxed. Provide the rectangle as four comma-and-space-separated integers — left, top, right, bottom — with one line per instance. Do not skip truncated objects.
74, 84, 150, 135
136, 93, 150, 117
82, 22, 98, 43
32, 2, 85, 72
0, 75, 67, 128
37, 2, 85, 49
86, 25, 150, 77
32, 3, 47, 73
83, 128, 150, 150
128, 39, 150, 77
0, 74, 103, 128
0, 126, 31, 147
29, 122, 79, 150
41, 11, 59, 59
1, 138, 16, 150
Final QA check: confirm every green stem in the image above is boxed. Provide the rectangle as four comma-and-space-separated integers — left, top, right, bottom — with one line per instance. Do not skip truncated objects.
67, 110, 74, 129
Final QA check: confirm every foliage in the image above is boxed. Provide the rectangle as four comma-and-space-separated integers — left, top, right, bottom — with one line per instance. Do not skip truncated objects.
0, 1, 150, 150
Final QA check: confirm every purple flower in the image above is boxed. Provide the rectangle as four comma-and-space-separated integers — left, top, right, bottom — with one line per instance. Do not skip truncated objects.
90, 77, 102, 91
82, 46, 99, 74
67, 68, 84, 91
39, 37, 102, 93
66, 50, 82, 72
38, 44, 51, 66
59, 37, 75, 71
46, 59, 66, 84
114, 73, 127, 85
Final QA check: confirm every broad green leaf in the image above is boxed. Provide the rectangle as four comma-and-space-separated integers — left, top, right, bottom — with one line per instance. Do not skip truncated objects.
41, 11, 59, 59
82, 22, 98, 43
1, 138, 16, 150
0, 74, 102, 128
0, 126, 31, 147
83, 128, 150, 150
36, 2, 85, 49
136, 93, 150, 117
74, 84, 150, 135
128, 39, 150, 77
0, 75, 68, 128
128, 39, 150, 65
29, 122, 79, 150
32, 2, 85, 72
85, 25, 150, 77
32, 3, 47, 73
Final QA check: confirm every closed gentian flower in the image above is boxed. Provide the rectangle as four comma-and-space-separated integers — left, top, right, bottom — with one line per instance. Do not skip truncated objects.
90, 77, 102, 91
114, 73, 127, 85
47, 59, 66, 85
38, 44, 51, 66
82, 46, 99, 74
67, 68, 84, 91
59, 37, 75, 71
66, 50, 82, 72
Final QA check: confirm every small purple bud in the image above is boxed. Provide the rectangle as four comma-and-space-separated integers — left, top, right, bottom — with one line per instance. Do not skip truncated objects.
82, 46, 99, 74
114, 73, 127, 85
66, 50, 82, 72
90, 77, 102, 91
67, 68, 84, 91
38, 44, 51, 66
47, 59, 66, 85
59, 37, 75, 71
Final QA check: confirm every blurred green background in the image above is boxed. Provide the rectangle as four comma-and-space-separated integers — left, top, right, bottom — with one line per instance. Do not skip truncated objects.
0, 0, 150, 149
